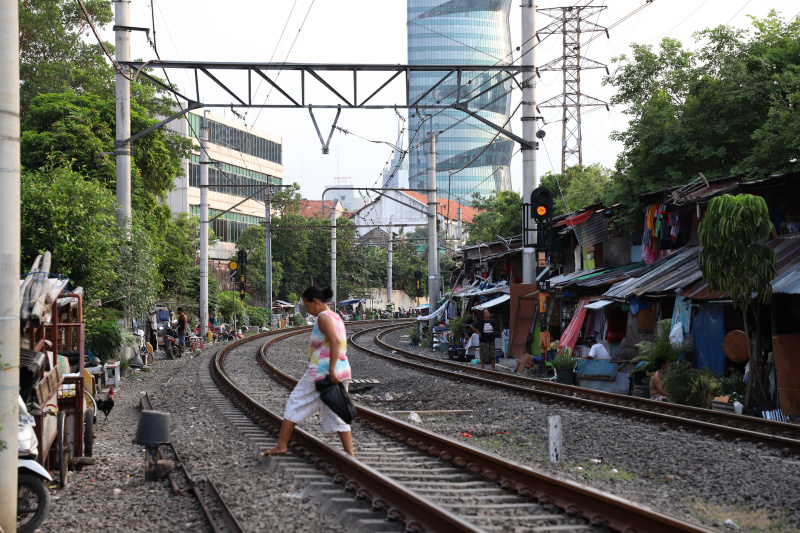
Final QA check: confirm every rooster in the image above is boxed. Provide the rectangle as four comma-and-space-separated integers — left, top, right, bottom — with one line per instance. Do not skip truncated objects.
96, 387, 115, 421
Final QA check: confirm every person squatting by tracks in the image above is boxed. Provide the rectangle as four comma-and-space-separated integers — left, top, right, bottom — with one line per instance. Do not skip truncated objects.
265, 286, 355, 457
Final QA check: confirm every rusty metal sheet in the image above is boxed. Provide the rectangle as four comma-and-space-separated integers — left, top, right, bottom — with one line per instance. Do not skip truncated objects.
773, 334, 800, 416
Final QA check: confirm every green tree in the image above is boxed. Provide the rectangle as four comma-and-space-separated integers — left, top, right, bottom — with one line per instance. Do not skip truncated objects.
465, 191, 522, 245
185, 265, 221, 313
603, 12, 800, 223
218, 291, 248, 328
161, 213, 201, 299
698, 194, 776, 406
20, 166, 119, 300
18, 0, 113, 113
540, 164, 612, 215
112, 222, 161, 320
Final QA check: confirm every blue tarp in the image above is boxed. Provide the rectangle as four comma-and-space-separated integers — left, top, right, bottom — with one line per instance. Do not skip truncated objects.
338, 299, 364, 306
694, 304, 726, 373
576, 359, 617, 380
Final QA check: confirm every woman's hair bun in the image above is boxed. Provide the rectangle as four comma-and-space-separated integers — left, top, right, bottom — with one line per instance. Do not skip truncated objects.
322, 287, 334, 300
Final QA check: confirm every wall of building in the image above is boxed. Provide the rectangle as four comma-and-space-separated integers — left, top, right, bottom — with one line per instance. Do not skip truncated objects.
603, 233, 633, 269
363, 288, 427, 311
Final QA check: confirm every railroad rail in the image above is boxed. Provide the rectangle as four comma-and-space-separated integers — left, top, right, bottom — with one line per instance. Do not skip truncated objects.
213, 325, 708, 532
349, 323, 800, 455
140, 392, 245, 533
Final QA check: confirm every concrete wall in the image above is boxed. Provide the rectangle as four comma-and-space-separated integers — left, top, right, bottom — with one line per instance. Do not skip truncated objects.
603, 232, 632, 269
363, 288, 427, 310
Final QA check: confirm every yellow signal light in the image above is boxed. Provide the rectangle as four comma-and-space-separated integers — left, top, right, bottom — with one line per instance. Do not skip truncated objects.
537, 206, 547, 216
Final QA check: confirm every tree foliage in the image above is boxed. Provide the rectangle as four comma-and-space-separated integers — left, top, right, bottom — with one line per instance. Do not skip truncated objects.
540, 164, 612, 216
465, 191, 522, 244
698, 194, 776, 309
604, 12, 800, 222
21, 166, 119, 299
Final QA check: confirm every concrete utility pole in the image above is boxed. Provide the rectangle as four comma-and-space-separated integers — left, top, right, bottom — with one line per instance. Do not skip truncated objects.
0, 0, 21, 528
387, 216, 393, 307
331, 207, 337, 307
199, 112, 209, 338
265, 191, 273, 313
427, 130, 440, 327
521, 0, 538, 285
114, 0, 132, 228
457, 206, 463, 248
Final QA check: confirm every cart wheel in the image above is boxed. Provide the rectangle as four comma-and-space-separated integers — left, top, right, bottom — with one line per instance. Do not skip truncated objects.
57, 410, 70, 488
83, 409, 94, 457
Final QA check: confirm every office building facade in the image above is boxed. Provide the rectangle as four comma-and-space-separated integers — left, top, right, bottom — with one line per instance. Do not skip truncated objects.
407, 0, 513, 204
167, 111, 283, 261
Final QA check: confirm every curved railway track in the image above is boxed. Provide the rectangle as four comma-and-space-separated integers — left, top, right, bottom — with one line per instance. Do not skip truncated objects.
209, 323, 708, 533
349, 323, 800, 455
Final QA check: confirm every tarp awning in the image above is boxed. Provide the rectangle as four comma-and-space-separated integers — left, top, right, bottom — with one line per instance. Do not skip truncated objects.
273, 300, 293, 307
416, 303, 429, 310
558, 297, 590, 354
417, 300, 449, 321
338, 299, 365, 306
584, 300, 615, 310
473, 294, 511, 310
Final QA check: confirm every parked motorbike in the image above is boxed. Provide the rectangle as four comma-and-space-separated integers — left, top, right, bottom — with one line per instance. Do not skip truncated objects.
17, 395, 52, 533
163, 326, 182, 359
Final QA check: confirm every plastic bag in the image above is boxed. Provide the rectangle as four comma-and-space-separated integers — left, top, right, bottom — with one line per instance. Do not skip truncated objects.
315, 377, 357, 424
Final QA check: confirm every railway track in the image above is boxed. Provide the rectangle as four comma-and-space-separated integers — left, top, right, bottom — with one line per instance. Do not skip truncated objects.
351, 323, 800, 455
209, 323, 708, 533
140, 391, 245, 533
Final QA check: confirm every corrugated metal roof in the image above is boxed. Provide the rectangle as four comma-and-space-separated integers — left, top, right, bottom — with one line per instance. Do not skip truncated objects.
602, 247, 702, 300
549, 268, 603, 287
680, 236, 800, 298
557, 211, 610, 247
577, 262, 645, 288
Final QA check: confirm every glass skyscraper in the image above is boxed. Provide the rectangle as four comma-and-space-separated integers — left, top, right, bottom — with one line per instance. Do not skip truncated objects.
407, 0, 513, 205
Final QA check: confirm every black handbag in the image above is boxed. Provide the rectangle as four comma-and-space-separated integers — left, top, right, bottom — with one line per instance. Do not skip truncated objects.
315, 377, 357, 424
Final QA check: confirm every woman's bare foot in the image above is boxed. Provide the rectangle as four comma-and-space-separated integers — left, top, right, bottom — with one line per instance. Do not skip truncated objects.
262, 446, 288, 457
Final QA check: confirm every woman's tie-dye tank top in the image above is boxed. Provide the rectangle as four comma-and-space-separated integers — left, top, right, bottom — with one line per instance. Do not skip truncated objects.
307, 310, 351, 382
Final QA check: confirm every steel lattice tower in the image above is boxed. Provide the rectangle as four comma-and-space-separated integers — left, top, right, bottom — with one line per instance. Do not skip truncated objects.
536, 6, 609, 173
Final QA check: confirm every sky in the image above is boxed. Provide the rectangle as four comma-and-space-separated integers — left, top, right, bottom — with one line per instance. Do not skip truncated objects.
103, 0, 799, 203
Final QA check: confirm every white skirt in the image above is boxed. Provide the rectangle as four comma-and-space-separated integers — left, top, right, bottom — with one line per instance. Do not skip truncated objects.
283, 372, 351, 433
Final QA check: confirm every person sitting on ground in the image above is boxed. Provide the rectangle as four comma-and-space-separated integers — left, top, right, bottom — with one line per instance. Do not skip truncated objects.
470, 309, 498, 370
581, 335, 610, 360
649, 355, 669, 401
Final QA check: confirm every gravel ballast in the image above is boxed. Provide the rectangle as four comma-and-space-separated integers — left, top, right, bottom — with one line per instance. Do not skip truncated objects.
264, 323, 800, 533
39, 343, 343, 533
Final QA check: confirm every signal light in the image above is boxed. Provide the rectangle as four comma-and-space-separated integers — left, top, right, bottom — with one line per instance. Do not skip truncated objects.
531, 187, 553, 221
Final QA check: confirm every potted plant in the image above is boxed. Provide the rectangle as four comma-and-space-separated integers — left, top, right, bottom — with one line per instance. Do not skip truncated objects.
87, 319, 123, 364
552, 350, 577, 385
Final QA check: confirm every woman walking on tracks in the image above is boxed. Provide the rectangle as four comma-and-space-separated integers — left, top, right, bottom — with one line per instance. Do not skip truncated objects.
265, 286, 355, 457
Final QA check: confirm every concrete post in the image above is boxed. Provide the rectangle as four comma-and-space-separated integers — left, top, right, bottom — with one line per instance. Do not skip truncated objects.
265, 191, 272, 314
427, 131, 440, 327
331, 207, 337, 307
0, 0, 21, 528
114, 0, 132, 229
549, 415, 562, 463
521, 0, 538, 284
199, 112, 209, 338
387, 216, 393, 307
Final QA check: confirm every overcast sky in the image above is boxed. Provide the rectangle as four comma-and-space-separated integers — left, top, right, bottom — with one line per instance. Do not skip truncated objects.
105, 1, 799, 202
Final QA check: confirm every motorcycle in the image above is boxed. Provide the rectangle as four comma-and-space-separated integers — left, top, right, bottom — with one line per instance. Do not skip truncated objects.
17, 395, 52, 533
163, 326, 183, 359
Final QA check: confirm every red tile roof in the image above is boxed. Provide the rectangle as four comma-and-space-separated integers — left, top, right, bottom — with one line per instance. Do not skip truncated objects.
293, 199, 353, 219
400, 191, 478, 224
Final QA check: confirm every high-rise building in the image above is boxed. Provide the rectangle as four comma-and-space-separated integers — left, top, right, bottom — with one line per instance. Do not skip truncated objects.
407, 0, 513, 205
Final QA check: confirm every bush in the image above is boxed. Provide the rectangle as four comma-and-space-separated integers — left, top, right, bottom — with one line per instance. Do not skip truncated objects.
87, 319, 123, 363
246, 305, 274, 328
291, 314, 307, 327
718, 371, 747, 405
551, 353, 576, 369
662, 361, 721, 408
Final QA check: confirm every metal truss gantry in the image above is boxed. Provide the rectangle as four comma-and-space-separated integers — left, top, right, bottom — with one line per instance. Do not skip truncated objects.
535, 6, 610, 173
121, 61, 534, 151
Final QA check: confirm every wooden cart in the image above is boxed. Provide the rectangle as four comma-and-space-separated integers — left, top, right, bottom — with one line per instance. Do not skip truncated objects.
25, 288, 90, 487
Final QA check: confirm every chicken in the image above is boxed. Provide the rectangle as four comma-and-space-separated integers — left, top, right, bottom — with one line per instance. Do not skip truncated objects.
96, 386, 115, 420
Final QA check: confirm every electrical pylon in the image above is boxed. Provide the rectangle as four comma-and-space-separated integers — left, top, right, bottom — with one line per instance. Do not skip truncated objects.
536, 6, 610, 173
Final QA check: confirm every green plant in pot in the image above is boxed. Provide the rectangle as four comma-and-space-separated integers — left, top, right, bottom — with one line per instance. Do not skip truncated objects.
445, 315, 468, 346
552, 349, 576, 385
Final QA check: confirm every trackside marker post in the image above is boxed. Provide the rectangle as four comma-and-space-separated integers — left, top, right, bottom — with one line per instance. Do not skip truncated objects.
549, 415, 562, 464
